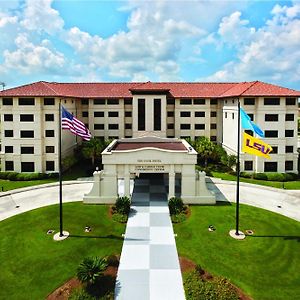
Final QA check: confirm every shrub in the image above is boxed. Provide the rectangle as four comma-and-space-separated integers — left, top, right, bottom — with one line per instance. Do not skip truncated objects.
240, 172, 252, 178
266, 173, 285, 182
168, 197, 185, 215
77, 257, 107, 286
7, 172, 18, 181
114, 196, 131, 215
0, 172, 11, 179
253, 173, 268, 180
284, 173, 298, 181
62, 155, 78, 172
69, 288, 96, 300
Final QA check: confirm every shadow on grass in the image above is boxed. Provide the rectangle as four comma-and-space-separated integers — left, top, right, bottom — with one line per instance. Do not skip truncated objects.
248, 235, 300, 242
69, 234, 123, 240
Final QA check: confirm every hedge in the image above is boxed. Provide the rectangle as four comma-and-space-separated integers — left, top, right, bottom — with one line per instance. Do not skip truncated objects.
0, 172, 58, 181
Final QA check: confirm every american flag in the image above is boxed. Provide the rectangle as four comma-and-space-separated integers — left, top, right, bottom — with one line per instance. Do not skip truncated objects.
61, 106, 91, 141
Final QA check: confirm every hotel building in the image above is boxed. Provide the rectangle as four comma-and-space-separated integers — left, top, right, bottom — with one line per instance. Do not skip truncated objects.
0, 80, 299, 174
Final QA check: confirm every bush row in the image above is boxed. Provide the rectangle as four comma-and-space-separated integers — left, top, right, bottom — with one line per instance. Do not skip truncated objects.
240, 172, 298, 182
0, 172, 58, 181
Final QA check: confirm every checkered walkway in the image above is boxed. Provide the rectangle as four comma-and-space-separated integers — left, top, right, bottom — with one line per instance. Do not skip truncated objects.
115, 176, 185, 300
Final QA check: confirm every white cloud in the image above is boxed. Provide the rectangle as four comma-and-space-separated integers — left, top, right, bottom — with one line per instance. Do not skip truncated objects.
0, 14, 17, 27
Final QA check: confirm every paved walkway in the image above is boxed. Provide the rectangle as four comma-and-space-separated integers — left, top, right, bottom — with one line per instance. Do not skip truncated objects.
115, 176, 185, 300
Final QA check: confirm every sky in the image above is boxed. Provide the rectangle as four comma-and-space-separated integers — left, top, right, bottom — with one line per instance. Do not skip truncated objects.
0, 0, 300, 90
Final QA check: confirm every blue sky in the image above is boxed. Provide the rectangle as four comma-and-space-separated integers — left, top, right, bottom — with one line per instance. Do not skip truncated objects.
0, 0, 299, 89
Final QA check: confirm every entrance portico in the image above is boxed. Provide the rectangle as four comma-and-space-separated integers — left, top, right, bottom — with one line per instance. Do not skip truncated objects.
83, 136, 215, 204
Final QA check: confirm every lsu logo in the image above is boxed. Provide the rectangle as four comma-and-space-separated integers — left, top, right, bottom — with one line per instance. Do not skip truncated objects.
245, 139, 272, 155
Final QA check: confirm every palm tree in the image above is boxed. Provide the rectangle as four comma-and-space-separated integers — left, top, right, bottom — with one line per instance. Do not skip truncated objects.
194, 136, 215, 167
77, 257, 107, 286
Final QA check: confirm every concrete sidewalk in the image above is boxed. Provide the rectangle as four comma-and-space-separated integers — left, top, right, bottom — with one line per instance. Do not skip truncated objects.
115, 176, 185, 300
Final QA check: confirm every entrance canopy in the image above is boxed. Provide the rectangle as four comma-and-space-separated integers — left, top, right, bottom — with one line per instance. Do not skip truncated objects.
83, 136, 215, 204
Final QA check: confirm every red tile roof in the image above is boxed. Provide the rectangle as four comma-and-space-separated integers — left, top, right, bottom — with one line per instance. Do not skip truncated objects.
1, 81, 299, 98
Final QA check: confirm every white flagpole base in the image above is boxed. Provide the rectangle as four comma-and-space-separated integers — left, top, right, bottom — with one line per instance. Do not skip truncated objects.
53, 231, 70, 241
229, 229, 245, 240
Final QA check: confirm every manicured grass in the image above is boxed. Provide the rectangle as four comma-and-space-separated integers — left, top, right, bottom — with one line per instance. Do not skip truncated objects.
174, 204, 300, 300
211, 171, 300, 189
0, 202, 125, 300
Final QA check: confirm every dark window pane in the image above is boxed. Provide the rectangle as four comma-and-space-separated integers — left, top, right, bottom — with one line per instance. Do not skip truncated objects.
210, 99, 217, 105
195, 124, 205, 130
45, 130, 54, 137
195, 111, 205, 117
21, 130, 34, 138
265, 114, 278, 121
180, 111, 190, 117
94, 99, 105, 105
245, 130, 253, 136
167, 123, 174, 129
94, 111, 104, 117
5, 161, 14, 171
5, 146, 13, 153
44, 98, 55, 105
285, 161, 293, 171
286, 98, 296, 105
46, 146, 55, 153
244, 98, 255, 105
285, 130, 294, 137
211, 111, 217, 117
82, 111, 88, 118
45, 114, 54, 121
18, 98, 35, 105
167, 98, 175, 105
138, 99, 145, 131
264, 162, 277, 172
5, 130, 13, 137
285, 114, 294, 121
270, 146, 278, 154
210, 123, 217, 129
248, 114, 254, 121
124, 98, 132, 105
125, 123, 132, 129
264, 98, 280, 105
3, 98, 13, 105
20, 114, 34, 122
21, 146, 34, 154
4, 114, 13, 121
81, 99, 89, 105
21, 162, 35, 172
244, 161, 253, 171
167, 111, 174, 117
109, 124, 119, 130
194, 98, 205, 105
154, 98, 161, 131
108, 111, 119, 117
285, 146, 293, 153
180, 124, 191, 130
125, 111, 132, 117
94, 124, 104, 130
180, 99, 192, 105
46, 161, 55, 171
107, 99, 119, 105
265, 130, 278, 138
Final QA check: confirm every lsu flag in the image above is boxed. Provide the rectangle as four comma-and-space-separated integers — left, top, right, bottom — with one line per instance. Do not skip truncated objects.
240, 107, 264, 138
242, 132, 272, 159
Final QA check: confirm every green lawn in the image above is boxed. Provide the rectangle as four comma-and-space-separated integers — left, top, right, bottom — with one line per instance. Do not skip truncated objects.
0, 203, 125, 300
212, 171, 300, 189
175, 204, 300, 300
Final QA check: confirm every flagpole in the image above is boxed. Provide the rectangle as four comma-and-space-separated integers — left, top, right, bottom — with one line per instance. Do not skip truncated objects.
59, 101, 63, 237
235, 99, 241, 235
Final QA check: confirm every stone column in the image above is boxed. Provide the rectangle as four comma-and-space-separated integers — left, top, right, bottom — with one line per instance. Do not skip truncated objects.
168, 165, 175, 199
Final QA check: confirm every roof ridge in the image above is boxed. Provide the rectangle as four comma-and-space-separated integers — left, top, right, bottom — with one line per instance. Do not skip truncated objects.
238, 81, 258, 96
41, 81, 59, 95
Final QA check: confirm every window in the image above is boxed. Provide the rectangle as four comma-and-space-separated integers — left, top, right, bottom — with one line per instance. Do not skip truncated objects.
180, 124, 191, 130
45, 130, 54, 137
108, 111, 119, 117
20, 114, 34, 122
125, 135, 132, 138
265, 130, 278, 138
264, 98, 280, 105
44, 98, 55, 105
167, 135, 175, 138
5, 161, 14, 171
167, 98, 175, 105
125, 111, 132, 117
244, 161, 253, 171
194, 98, 205, 105
286, 146, 293, 153
109, 124, 119, 130
125, 123, 132, 129
271, 146, 278, 154
210, 99, 218, 105
167, 123, 174, 129
124, 98, 132, 105
5, 146, 13, 153
167, 111, 174, 117
285, 130, 294, 137
94, 124, 104, 130
195, 124, 205, 130
3, 98, 13, 105
248, 114, 254, 121
21, 162, 35, 172
46, 161, 55, 171
21, 146, 34, 154
225, 112, 227, 118
232, 113, 234, 119
180, 111, 191, 117
210, 136, 217, 142
82, 111, 88, 118
285, 114, 294, 121
195, 111, 205, 117
285, 161, 294, 171
107, 99, 119, 105
211, 124, 217, 129
18, 98, 35, 105
154, 98, 161, 131
4, 114, 13, 121
286, 98, 296, 105
138, 99, 145, 131
265, 114, 278, 122
81, 99, 89, 105
94, 99, 105, 105
180, 99, 192, 105
109, 136, 119, 139
264, 162, 277, 172
94, 111, 104, 117
211, 111, 217, 117
245, 130, 253, 136
45, 114, 54, 121
5, 130, 13, 137
244, 98, 255, 105
46, 146, 55, 153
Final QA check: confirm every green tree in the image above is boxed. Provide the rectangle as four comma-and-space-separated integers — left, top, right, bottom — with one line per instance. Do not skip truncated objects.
193, 137, 215, 167
77, 257, 107, 286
